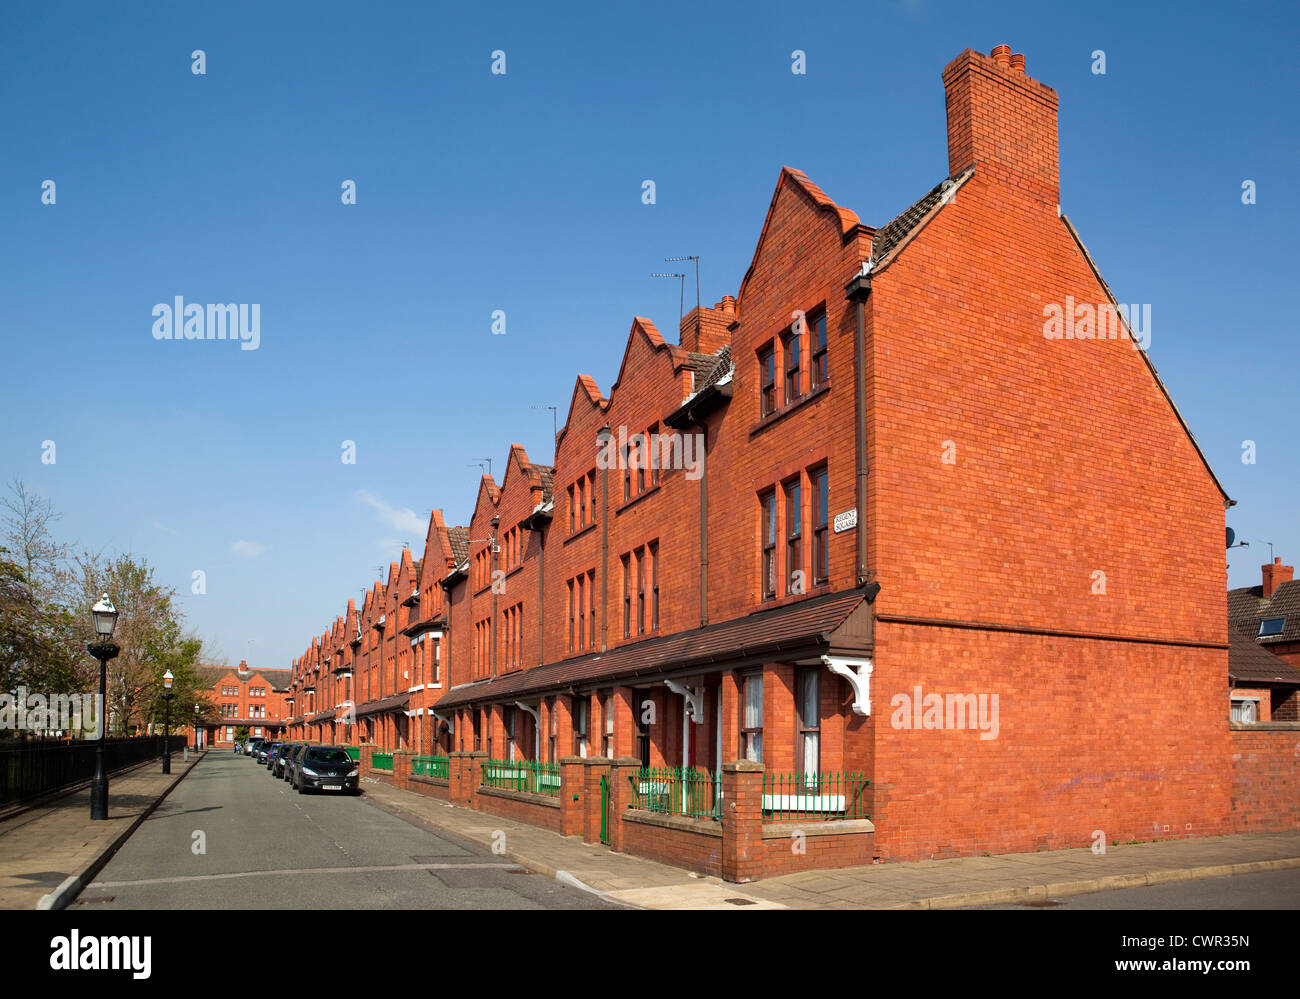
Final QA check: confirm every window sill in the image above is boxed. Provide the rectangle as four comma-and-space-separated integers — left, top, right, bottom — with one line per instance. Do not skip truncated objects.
616, 483, 661, 515
562, 521, 598, 546
750, 381, 831, 437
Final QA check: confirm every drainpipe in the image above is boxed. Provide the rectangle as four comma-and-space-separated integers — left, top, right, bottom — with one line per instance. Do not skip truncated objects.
845, 266, 872, 586
490, 514, 500, 678
598, 424, 612, 651
536, 528, 545, 666
697, 418, 709, 627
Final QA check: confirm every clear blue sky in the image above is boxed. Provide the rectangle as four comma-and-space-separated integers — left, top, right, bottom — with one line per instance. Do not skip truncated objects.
2, 1, 1296, 667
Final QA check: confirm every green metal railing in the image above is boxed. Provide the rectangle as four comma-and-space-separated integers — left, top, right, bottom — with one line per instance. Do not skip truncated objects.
411, 755, 450, 779
762, 771, 870, 822
630, 767, 720, 820
371, 752, 394, 771
480, 758, 561, 797
345, 746, 360, 762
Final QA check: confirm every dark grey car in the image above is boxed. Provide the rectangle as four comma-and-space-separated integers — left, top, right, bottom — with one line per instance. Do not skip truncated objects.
292, 745, 360, 795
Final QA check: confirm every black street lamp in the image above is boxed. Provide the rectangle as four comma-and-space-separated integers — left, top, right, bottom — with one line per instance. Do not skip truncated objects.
88, 593, 120, 821
162, 669, 174, 774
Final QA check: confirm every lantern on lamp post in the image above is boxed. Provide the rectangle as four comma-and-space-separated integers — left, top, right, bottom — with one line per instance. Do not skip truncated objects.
162, 669, 174, 774
88, 594, 120, 820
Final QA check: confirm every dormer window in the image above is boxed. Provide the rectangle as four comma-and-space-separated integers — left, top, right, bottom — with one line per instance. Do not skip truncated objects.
1259, 617, 1285, 637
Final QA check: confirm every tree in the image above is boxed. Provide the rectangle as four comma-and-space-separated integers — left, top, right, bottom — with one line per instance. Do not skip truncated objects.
67, 552, 200, 736
1, 480, 85, 699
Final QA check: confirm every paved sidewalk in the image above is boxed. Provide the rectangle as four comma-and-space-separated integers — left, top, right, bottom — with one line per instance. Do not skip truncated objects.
744, 831, 1300, 909
0, 749, 207, 910
358, 777, 1300, 909
357, 778, 784, 909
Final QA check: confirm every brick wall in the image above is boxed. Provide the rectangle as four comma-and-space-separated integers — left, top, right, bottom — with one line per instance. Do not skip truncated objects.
1230, 728, 1300, 832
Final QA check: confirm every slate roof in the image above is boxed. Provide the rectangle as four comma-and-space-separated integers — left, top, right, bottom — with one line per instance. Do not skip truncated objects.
434, 588, 870, 710
1228, 579, 1300, 645
195, 664, 291, 691
693, 346, 732, 394
1228, 630, 1300, 685
870, 168, 974, 266
448, 526, 469, 565
536, 465, 554, 503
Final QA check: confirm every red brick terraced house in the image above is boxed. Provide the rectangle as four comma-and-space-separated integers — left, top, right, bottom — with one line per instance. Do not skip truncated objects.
279, 45, 1300, 878
1228, 557, 1300, 721
195, 661, 292, 748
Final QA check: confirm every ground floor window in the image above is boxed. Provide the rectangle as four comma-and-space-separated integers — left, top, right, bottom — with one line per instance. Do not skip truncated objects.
796, 667, 820, 781
635, 694, 650, 767
573, 697, 589, 758
741, 673, 763, 763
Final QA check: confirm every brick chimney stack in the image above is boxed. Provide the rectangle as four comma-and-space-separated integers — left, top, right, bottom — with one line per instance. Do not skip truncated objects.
680, 297, 734, 355
1261, 557, 1294, 599
942, 44, 1060, 205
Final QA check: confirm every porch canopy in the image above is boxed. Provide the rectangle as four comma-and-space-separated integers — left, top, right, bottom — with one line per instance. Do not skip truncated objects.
354, 691, 411, 717
434, 586, 875, 712
307, 709, 334, 724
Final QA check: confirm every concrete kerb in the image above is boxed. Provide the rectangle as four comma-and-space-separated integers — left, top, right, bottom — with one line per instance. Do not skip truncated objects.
34, 749, 209, 911
883, 856, 1300, 910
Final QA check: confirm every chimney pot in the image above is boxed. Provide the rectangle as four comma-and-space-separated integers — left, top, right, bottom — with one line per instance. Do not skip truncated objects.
1010, 53, 1026, 73
721, 295, 736, 316
991, 44, 1011, 67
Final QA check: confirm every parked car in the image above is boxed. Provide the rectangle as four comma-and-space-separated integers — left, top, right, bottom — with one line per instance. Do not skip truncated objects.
258, 741, 279, 766
292, 745, 360, 795
246, 738, 266, 758
272, 743, 300, 778
284, 743, 309, 784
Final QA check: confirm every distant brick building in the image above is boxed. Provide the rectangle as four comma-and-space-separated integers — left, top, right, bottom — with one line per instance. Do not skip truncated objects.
1228, 557, 1300, 721
283, 44, 1298, 875
193, 661, 291, 748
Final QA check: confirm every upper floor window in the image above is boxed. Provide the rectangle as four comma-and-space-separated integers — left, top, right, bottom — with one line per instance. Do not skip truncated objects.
809, 311, 828, 390
760, 490, 777, 600
588, 471, 598, 524
1259, 617, 1285, 637
649, 541, 659, 633
648, 424, 661, 487
811, 466, 829, 585
636, 545, 647, 635
758, 345, 776, 417
783, 328, 801, 403
622, 555, 632, 638
785, 479, 802, 592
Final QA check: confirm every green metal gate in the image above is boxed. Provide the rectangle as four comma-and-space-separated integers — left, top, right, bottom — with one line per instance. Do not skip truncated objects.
599, 770, 611, 845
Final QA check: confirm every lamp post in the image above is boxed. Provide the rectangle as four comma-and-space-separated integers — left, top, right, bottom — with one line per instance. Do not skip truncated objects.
88, 593, 120, 821
162, 669, 174, 774
194, 703, 201, 751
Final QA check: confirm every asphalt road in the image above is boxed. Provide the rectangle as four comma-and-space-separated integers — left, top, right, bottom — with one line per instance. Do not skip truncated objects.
966, 868, 1300, 909
73, 752, 622, 909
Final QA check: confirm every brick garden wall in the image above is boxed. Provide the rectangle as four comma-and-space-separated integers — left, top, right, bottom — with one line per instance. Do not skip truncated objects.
1229, 727, 1300, 832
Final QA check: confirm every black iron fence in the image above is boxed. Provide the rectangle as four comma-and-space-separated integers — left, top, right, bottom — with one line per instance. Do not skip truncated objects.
0, 735, 187, 809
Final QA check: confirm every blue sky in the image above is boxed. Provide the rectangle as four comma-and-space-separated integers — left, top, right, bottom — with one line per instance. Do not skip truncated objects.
2, 1, 1296, 667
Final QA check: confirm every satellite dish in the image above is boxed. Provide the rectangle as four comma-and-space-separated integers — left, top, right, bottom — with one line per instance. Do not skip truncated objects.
1226, 527, 1236, 550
